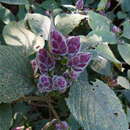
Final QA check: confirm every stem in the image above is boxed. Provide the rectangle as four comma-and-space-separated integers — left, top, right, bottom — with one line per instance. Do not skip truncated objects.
48, 96, 60, 120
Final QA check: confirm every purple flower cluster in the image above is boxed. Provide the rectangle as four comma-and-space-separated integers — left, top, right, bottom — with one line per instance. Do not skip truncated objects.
33, 25, 92, 93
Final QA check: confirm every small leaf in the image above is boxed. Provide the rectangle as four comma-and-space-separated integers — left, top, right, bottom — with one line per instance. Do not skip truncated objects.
118, 43, 130, 65
0, 0, 28, 5
95, 44, 121, 64
3, 21, 44, 56
55, 13, 87, 35
117, 76, 130, 89
0, 46, 34, 103
97, 0, 108, 11
88, 10, 111, 31
26, 13, 51, 40
39, 0, 58, 10
90, 56, 113, 76
122, 20, 130, 39
66, 72, 128, 129
0, 104, 12, 130
87, 30, 117, 44
0, 4, 15, 24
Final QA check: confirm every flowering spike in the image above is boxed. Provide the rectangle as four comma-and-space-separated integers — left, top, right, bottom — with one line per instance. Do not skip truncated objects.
67, 36, 80, 57
49, 19, 67, 55
37, 74, 53, 92
52, 75, 67, 91
76, 0, 84, 10
68, 53, 92, 72
36, 49, 55, 74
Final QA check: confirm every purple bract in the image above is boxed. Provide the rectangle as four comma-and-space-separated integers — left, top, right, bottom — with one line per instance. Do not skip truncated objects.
52, 76, 67, 91
76, 0, 84, 10
36, 49, 55, 74
55, 121, 69, 130
37, 74, 53, 92
49, 26, 67, 55
68, 52, 92, 72
67, 36, 80, 57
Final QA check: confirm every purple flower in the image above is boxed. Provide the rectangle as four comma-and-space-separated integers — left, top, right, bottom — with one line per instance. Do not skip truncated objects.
55, 121, 69, 130
106, 1, 111, 8
49, 26, 67, 55
37, 74, 53, 92
12, 126, 24, 130
52, 76, 67, 91
36, 49, 55, 74
67, 36, 80, 57
68, 53, 92, 72
69, 70, 80, 80
112, 25, 121, 33
76, 0, 84, 10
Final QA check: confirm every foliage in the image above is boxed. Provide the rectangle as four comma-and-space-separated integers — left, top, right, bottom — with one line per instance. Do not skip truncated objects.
0, 0, 130, 129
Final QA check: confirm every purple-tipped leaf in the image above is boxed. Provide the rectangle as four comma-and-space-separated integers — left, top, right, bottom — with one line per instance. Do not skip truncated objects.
67, 36, 80, 57
36, 49, 55, 74
37, 74, 53, 92
76, 0, 84, 10
68, 52, 92, 72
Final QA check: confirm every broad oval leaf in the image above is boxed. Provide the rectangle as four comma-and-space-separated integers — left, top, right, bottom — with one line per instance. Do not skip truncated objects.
26, 13, 51, 40
0, 0, 28, 5
88, 11, 111, 31
97, 0, 108, 11
3, 21, 44, 56
117, 76, 130, 89
118, 43, 130, 65
122, 21, 130, 39
0, 104, 12, 130
55, 13, 87, 35
87, 30, 117, 44
0, 46, 34, 103
66, 72, 128, 130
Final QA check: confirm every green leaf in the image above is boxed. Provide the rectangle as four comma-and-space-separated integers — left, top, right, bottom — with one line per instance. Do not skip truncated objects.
55, 13, 87, 35
0, 4, 15, 24
88, 11, 111, 31
3, 21, 44, 56
39, 0, 58, 10
0, 0, 28, 5
26, 13, 51, 40
122, 21, 130, 39
66, 72, 128, 129
97, 0, 108, 11
95, 44, 121, 64
90, 56, 113, 76
0, 104, 12, 130
118, 43, 130, 65
117, 76, 130, 89
116, 0, 130, 12
87, 30, 117, 44
67, 115, 81, 130
117, 11, 127, 19
0, 46, 34, 103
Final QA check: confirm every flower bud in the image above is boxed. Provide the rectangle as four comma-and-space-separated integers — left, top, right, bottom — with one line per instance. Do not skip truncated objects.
67, 36, 80, 57
69, 70, 80, 80
37, 74, 53, 92
36, 49, 55, 74
49, 26, 67, 55
30, 59, 38, 74
68, 53, 92, 72
52, 76, 67, 91
55, 121, 69, 130
76, 0, 84, 10
112, 25, 121, 33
